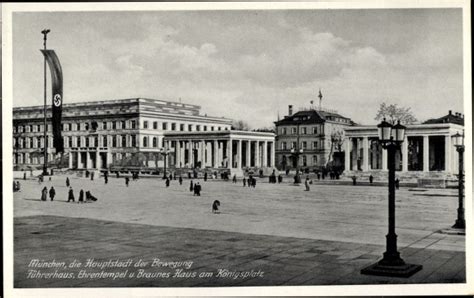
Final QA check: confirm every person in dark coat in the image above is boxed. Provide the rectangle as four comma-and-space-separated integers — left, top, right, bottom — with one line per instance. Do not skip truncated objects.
165, 178, 170, 187
66, 177, 70, 187
352, 176, 357, 186
104, 175, 108, 184
49, 186, 56, 201
125, 177, 129, 187
189, 180, 194, 192
305, 177, 310, 191
243, 177, 246, 187
67, 187, 75, 202
252, 177, 256, 188
369, 175, 374, 184
194, 182, 201, 196
278, 175, 283, 183
78, 189, 84, 203
232, 174, 237, 183
395, 178, 400, 189
41, 187, 48, 201
204, 172, 208, 182
91, 172, 95, 181
23, 172, 27, 180
116, 171, 120, 178
179, 176, 183, 185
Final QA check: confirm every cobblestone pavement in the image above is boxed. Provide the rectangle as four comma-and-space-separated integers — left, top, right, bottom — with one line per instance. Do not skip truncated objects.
12, 175, 465, 287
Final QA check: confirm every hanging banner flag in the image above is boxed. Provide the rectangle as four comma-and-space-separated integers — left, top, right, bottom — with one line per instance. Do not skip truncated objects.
40, 49, 64, 153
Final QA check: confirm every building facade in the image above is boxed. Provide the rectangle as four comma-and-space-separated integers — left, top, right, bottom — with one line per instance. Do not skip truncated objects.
13, 98, 275, 176
274, 105, 354, 171
344, 111, 464, 175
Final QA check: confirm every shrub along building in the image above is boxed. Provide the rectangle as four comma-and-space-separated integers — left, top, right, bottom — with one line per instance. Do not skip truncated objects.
274, 104, 354, 172
13, 98, 275, 176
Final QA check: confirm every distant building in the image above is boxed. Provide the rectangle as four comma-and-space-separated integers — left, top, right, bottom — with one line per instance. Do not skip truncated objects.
274, 104, 354, 171
13, 97, 275, 175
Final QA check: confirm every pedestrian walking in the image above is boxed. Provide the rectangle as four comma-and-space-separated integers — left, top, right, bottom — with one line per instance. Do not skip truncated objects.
23, 172, 27, 180
91, 172, 95, 181
78, 189, 84, 203
179, 176, 183, 185
243, 177, 246, 187
232, 174, 237, 183
104, 175, 108, 184
189, 180, 194, 192
395, 178, 400, 189
125, 177, 129, 187
116, 171, 120, 178
194, 182, 201, 196
67, 187, 75, 202
252, 177, 256, 188
49, 186, 56, 201
369, 175, 374, 184
165, 178, 170, 187
66, 177, 70, 187
278, 174, 283, 183
41, 187, 48, 201
305, 177, 310, 191
204, 172, 208, 182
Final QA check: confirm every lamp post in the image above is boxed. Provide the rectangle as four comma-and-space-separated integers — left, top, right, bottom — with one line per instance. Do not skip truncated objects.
452, 131, 465, 229
361, 119, 422, 277
160, 147, 172, 179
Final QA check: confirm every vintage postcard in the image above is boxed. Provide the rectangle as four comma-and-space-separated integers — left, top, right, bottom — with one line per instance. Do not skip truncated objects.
2, 1, 472, 297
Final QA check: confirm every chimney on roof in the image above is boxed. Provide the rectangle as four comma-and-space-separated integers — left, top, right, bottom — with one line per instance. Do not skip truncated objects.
449, 110, 452, 115
288, 105, 293, 116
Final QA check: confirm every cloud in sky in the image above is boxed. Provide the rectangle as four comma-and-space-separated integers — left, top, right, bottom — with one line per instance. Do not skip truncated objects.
12, 9, 463, 128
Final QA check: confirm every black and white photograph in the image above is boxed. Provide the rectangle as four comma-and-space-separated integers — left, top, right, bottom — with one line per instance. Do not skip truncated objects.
2, 1, 472, 296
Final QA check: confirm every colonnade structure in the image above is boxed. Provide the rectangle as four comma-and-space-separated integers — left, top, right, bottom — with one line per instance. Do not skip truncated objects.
344, 121, 464, 176
163, 130, 276, 176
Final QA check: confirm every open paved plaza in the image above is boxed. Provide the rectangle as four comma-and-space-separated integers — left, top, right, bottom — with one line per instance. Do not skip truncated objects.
13, 174, 465, 287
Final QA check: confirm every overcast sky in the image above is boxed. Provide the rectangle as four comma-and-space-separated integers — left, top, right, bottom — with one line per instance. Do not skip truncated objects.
12, 9, 463, 128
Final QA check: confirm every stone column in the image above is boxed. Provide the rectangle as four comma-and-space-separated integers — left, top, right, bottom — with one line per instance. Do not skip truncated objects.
237, 139, 242, 169
352, 138, 358, 171
68, 152, 73, 169
190, 141, 194, 167
423, 135, 429, 172
402, 138, 408, 172
246, 140, 251, 167
362, 137, 369, 171
200, 140, 206, 168
226, 139, 232, 168
445, 135, 452, 172
262, 141, 268, 167
345, 138, 351, 171
270, 141, 275, 167
176, 140, 181, 168
255, 141, 261, 167
213, 140, 218, 167
382, 147, 388, 171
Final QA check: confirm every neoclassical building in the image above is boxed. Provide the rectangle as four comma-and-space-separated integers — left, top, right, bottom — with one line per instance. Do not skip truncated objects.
274, 104, 354, 171
344, 111, 464, 176
12, 98, 276, 175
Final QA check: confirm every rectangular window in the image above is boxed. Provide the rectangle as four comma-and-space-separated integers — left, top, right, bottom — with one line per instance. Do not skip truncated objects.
302, 141, 307, 149
122, 135, 127, 147
291, 127, 297, 135
171, 123, 176, 131
85, 137, 90, 147
131, 120, 136, 129
218, 127, 221, 131
313, 141, 318, 149
204, 126, 207, 131
313, 127, 318, 134
103, 122, 107, 130
77, 137, 81, 147
211, 126, 214, 131
131, 135, 136, 147
302, 127, 307, 134
112, 122, 116, 130
153, 121, 158, 129
188, 124, 193, 131
313, 155, 318, 165
144, 121, 148, 129
69, 137, 73, 148
112, 136, 117, 148
103, 136, 108, 147
162, 122, 168, 130
196, 125, 201, 131
37, 125, 41, 132
180, 124, 185, 131
292, 142, 297, 149
302, 155, 307, 166
121, 121, 126, 129
281, 142, 287, 150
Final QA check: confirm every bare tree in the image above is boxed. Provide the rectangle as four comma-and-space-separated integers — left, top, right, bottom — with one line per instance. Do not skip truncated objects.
232, 120, 250, 131
374, 103, 418, 125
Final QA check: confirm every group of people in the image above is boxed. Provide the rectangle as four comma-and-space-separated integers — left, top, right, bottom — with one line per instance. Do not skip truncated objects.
189, 180, 202, 196
40, 186, 55, 201
67, 187, 98, 203
243, 175, 257, 188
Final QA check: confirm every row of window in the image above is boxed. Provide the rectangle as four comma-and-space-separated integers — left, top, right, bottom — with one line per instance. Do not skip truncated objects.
282, 154, 319, 166
279, 126, 324, 136
14, 121, 229, 133
280, 141, 321, 150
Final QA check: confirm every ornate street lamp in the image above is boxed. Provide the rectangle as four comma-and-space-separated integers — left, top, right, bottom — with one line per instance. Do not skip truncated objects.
160, 147, 172, 179
452, 131, 465, 229
361, 119, 422, 277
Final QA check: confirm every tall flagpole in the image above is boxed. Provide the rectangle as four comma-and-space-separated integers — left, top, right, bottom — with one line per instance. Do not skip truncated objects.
42, 29, 50, 176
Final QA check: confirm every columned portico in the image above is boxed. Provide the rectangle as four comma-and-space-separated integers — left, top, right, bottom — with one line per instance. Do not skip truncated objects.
164, 130, 275, 176
344, 123, 463, 175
